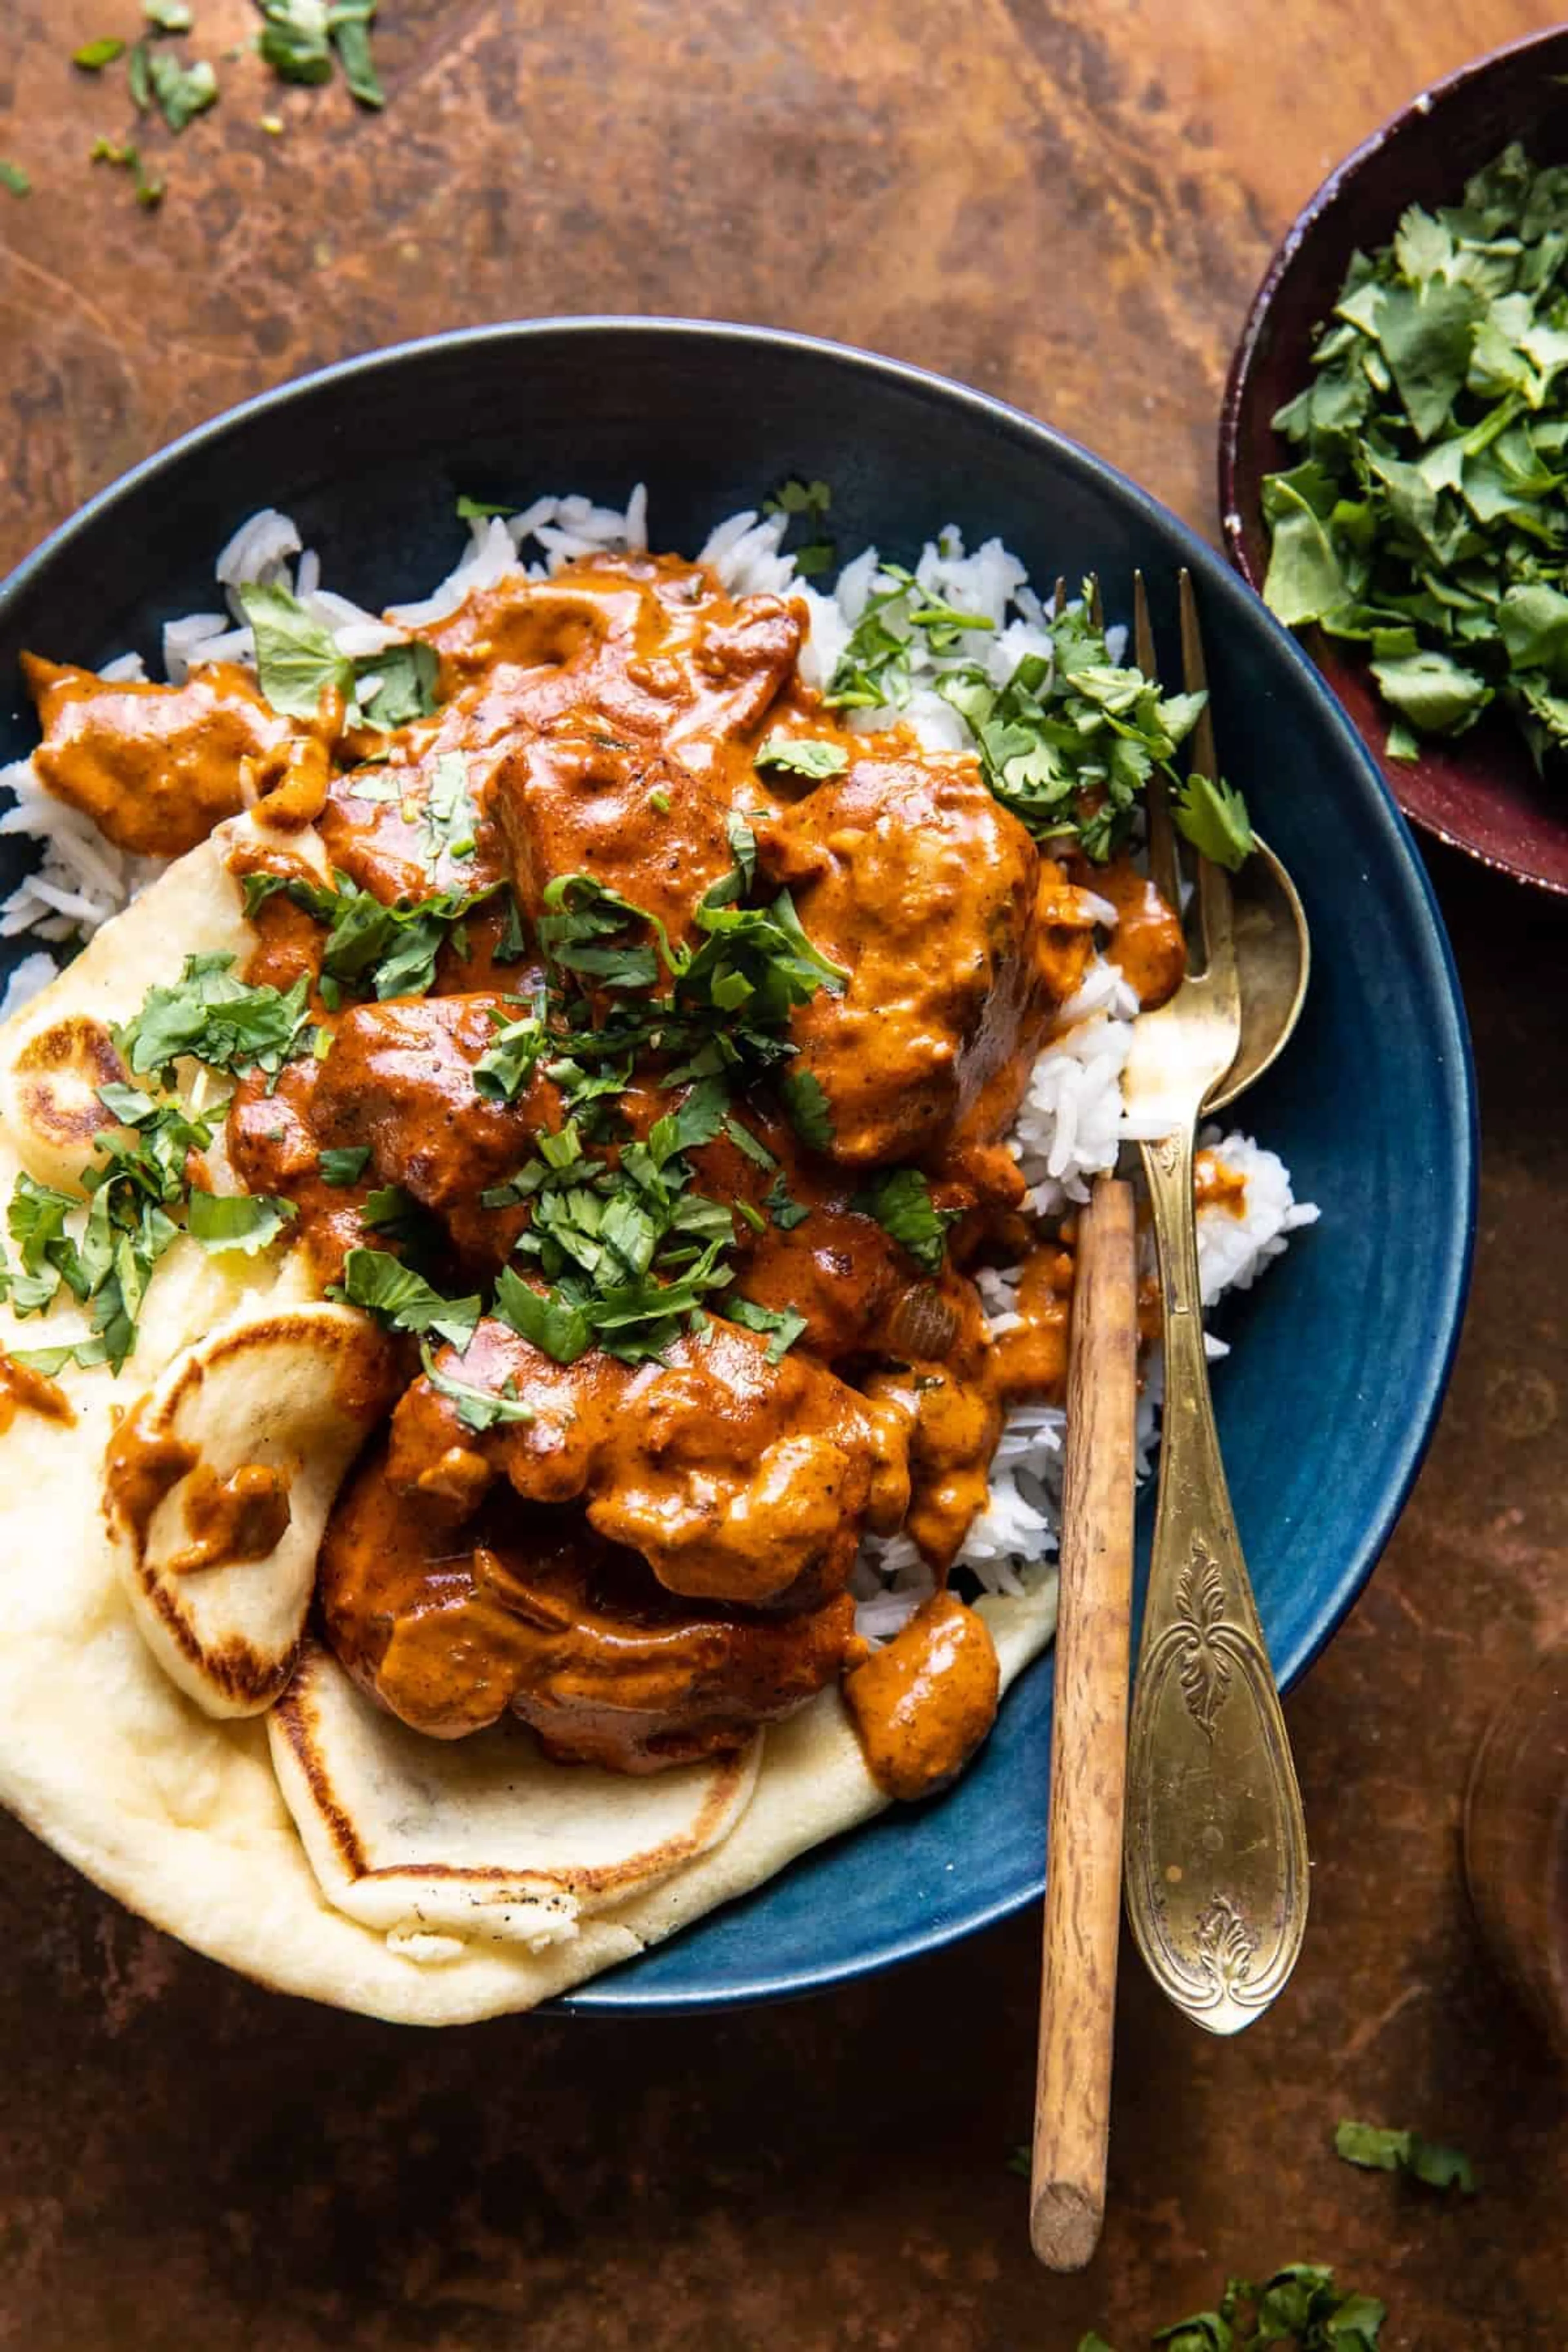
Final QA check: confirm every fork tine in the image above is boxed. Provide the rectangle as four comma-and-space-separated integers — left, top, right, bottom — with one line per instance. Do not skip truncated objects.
1178, 569, 1234, 972
1087, 573, 1104, 631
1052, 575, 1067, 621
1134, 572, 1182, 917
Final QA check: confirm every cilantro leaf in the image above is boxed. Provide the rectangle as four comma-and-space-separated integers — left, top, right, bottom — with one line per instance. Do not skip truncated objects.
318, 1145, 371, 1186
0, 162, 31, 197
416, 751, 479, 870
143, 47, 219, 132
1334, 2119, 1477, 2194
1172, 771, 1254, 871
493, 1266, 593, 1365
144, 0, 194, 27
668, 1075, 729, 1152
74, 38, 126, 68
455, 494, 516, 520
239, 580, 354, 720
780, 1068, 834, 1152
725, 1297, 806, 1362
356, 641, 438, 729
330, 2, 383, 108
853, 1167, 957, 1276
418, 1341, 534, 1432
255, 0, 334, 84
330, 1246, 480, 1350
755, 734, 849, 779
762, 1171, 809, 1229
473, 1004, 546, 1103
185, 1191, 298, 1254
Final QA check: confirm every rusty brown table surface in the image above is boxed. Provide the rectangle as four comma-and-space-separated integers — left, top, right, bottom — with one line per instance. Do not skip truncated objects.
2, 3, 1566, 2346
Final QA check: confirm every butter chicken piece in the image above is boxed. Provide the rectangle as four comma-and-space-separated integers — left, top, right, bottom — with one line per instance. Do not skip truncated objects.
491, 727, 735, 948
385, 1314, 910, 1608
318, 1454, 860, 1772
843, 1590, 1000, 1800
310, 994, 561, 1218
226, 1059, 373, 1283
22, 655, 290, 858
757, 757, 1042, 1167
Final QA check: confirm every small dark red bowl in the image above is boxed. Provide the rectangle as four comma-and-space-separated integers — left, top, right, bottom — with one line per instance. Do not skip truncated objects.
1219, 26, 1568, 898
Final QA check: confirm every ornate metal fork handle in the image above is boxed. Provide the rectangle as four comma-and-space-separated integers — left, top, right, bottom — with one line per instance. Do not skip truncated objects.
1124, 1122, 1310, 2034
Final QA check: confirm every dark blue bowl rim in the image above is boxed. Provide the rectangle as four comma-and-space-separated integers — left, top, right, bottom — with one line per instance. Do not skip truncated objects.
0, 318, 1479, 2013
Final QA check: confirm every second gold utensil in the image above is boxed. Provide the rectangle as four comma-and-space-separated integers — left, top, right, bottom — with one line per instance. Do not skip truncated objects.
1120, 572, 1310, 2036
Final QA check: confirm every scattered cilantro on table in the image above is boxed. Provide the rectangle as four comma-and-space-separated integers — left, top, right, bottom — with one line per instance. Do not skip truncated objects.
1074, 2263, 1388, 2352
1261, 141, 1568, 774
1333, 2118, 1477, 2194
0, 161, 32, 196
253, 1, 384, 109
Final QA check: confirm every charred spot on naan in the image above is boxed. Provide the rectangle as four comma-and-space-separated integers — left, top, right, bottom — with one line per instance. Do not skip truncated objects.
3, 1013, 131, 1187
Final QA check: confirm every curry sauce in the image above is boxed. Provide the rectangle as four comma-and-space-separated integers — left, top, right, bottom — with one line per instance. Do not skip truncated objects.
24, 548, 1189, 1795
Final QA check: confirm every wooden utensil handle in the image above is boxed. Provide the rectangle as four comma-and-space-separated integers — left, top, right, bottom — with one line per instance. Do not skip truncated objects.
1031, 1175, 1138, 2271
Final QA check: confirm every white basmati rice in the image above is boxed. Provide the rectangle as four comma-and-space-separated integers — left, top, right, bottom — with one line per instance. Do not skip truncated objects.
0, 488, 1316, 1635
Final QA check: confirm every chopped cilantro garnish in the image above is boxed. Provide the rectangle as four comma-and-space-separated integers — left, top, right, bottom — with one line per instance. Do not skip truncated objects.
329, 1246, 480, 1350
143, 0, 194, 28
936, 601, 1234, 864
473, 1002, 548, 1103
239, 580, 354, 720
726, 1297, 806, 1361
762, 1171, 809, 1229
825, 561, 995, 711
417, 751, 479, 869
1334, 2120, 1476, 2194
185, 1190, 298, 1254
755, 734, 849, 779
120, 952, 312, 1079
318, 1145, 372, 1186
242, 869, 507, 1002
73, 38, 126, 69
1171, 770, 1254, 874
493, 1266, 592, 1365
1, 1089, 215, 1370
722, 1113, 775, 1170
358, 641, 438, 730
0, 161, 31, 196
455, 494, 517, 521
853, 1167, 957, 1275
418, 1341, 534, 1432
780, 1067, 834, 1153
762, 477, 835, 578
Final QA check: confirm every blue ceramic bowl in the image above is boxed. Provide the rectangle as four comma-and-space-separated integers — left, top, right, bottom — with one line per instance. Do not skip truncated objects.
0, 321, 1476, 2012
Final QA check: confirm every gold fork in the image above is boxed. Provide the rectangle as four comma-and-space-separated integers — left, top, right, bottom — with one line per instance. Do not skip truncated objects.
1118, 571, 1310, 2036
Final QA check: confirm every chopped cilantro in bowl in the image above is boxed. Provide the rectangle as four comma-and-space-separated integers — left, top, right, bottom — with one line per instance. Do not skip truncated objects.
1260, 141, 1568, 777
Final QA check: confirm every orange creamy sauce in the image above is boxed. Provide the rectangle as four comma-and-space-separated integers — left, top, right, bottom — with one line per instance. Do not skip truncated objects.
0, 1350, 74, 1436
30, 550, 1187, 1796
165, 1462, 292, 1576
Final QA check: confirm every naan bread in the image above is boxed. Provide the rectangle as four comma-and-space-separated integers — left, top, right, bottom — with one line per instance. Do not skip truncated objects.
105, 1304, 400, 1718
0, 826, 1060, 2023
